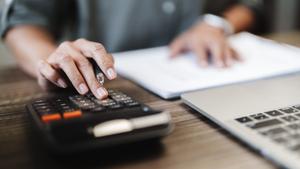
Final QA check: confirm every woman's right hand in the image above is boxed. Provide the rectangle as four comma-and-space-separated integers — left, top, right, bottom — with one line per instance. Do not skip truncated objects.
36, 39, 117, 99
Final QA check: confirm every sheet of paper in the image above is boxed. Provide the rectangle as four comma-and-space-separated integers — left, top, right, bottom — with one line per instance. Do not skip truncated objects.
113, 32, 300, 99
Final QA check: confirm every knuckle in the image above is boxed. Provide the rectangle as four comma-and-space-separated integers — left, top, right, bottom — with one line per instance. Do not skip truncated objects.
59, 41, 72, 49
57, 52, 72, 63
92, 43, 105, 53
75, 38, 88, 44
79, 59, 92, 69
47, 52, 57, 64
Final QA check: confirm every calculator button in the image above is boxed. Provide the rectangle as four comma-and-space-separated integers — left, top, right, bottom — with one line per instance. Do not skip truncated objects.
34, 99, 47, 103
61, 105, 73, 111
125, 101, 140, 107
42, 113, 61, 123
35, 105, 50, 110
109, 104, 123, 109
90, 107, 105, 112
81, 105, 97, 111
33, 102, 49, 107
95, 99, 116, 106
36, 108, 56, 115
63, 110, 82, 119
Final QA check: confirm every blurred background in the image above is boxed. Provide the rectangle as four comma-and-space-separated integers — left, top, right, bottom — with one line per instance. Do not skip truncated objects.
0, 0, 299, 67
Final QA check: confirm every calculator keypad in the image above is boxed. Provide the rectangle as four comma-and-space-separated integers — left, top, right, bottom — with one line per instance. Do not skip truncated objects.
32, 90, 145, 123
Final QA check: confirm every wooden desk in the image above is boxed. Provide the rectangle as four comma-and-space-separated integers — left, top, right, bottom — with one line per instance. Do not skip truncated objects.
1, 32, 299, 169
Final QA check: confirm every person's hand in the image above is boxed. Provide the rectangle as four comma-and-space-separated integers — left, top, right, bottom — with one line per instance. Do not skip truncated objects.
169, 22, 240, 68
36, 39, 117, 99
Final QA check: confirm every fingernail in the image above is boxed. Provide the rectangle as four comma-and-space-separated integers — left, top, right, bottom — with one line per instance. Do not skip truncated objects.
79, 83, 88, 94
107, 68, 117, 79
57, 78, 67, 88
97, 87, 108, 99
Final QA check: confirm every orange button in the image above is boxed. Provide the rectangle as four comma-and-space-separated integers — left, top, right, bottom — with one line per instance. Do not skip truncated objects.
42, 113, 61, 123
63, 110, 82, 119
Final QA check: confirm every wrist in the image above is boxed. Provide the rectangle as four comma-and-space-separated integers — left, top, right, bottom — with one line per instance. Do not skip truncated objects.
201, 14, 235, 36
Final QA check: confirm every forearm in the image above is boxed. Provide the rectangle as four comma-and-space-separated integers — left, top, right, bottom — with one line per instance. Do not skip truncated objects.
223, 4, 255, 33
4, 25, 57, 77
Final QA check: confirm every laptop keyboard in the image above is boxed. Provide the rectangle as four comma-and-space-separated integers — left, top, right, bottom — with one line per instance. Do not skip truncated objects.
235, 104, 300, 153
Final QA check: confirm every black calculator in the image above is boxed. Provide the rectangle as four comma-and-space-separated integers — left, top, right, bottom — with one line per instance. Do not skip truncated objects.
26, 89, 172, 153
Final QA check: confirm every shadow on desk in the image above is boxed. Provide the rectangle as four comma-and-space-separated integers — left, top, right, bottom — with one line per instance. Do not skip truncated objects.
25, 129, 165, 169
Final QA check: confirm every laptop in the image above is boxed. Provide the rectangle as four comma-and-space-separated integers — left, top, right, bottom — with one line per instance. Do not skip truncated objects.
182, 73, 300, 169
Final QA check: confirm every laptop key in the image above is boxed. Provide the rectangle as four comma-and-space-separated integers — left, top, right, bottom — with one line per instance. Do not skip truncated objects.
294, 113, 300, 118
264, 110, 283, 117
293, 105, 300, 111
290, 134, 300, 139
280, 107, 298, 114
287, 123, 300, 130
290, 143, 300, 151
235, 116, 252, 123
261, 127, 287, 136
250, 113, 269, 120
248, 119, 282, 129
281, 115, 299, 122
273, 137, 288, 144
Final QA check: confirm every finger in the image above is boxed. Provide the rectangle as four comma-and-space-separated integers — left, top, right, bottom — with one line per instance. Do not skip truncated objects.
37, 60, 68, 88
169, 35, 186, 58
74, 39, 117, 80
37, 71, 54, 90
52, 46, 89, 95
224, 46, 234, 67
230, 47, 242, 61
65, 44, 108, 99
191, 44, 208, 67
209, 43, 226, 68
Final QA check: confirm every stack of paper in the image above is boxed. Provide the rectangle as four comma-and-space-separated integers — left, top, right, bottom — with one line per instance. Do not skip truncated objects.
113, 32, 300, 99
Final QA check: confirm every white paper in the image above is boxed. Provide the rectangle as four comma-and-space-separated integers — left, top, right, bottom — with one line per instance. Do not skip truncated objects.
113, 32, 300, 99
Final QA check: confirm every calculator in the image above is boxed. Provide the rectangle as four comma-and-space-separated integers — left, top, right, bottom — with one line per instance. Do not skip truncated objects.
26, 89, 172, 153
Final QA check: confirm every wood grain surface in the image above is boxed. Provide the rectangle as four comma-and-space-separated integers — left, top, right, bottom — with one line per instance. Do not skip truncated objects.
2, 32, 299, 169
0, 66, 276, 169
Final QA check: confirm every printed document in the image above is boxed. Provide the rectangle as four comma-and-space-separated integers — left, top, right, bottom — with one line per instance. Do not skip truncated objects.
113, 32, 300, 99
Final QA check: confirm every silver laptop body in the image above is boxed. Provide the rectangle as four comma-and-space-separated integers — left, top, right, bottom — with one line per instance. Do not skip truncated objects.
182, 74, 300, 169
